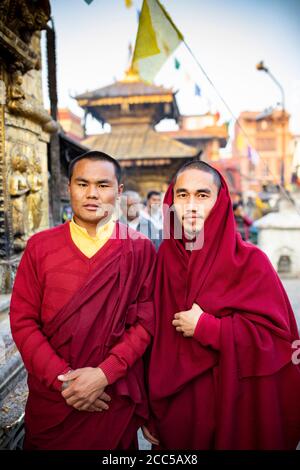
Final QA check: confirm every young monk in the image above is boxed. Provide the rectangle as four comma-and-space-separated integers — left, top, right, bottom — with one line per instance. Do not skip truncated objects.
10, 151, 156, 450
143, 160, 300, 450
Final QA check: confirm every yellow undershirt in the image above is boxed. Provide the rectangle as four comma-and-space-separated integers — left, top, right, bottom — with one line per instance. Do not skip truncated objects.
69, 216, 115, 258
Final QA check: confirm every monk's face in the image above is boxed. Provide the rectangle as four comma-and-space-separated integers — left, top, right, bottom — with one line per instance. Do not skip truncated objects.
173, 169, 219, 238
68, 159, 123, 227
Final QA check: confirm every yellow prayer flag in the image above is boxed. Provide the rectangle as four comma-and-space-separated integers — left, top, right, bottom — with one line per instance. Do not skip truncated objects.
132, 0, 183, 83
125, 0, 133, 8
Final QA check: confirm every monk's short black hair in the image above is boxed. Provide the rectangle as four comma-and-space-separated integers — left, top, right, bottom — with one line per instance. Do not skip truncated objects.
174, 160, 221, 191
68, 150, 122, 183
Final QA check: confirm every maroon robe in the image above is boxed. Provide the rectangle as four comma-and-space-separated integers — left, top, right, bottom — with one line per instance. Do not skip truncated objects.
10, 222, 155, 449
148, 167, 300, 449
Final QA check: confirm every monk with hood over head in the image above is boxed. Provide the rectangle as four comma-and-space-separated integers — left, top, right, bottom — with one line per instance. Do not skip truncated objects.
143, 161, 300, 450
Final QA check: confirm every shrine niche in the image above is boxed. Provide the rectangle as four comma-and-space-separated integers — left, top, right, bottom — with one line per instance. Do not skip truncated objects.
0, 0, 57, 293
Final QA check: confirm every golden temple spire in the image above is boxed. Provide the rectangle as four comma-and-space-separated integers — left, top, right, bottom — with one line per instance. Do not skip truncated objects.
122, 65, 141, 83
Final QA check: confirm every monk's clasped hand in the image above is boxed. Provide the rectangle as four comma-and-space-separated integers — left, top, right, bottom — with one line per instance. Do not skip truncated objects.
58, 367, 110, 412
172, 303, 203, 337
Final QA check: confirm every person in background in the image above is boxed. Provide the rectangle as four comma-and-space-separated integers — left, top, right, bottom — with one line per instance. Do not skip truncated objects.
245, 195, 255, 220
62, 204, 73, 223
230, 191, 243, 206
233, 201, 253, 241
255, 195, 270, 219
120, 190, 162, 251
142, 191, 163, 232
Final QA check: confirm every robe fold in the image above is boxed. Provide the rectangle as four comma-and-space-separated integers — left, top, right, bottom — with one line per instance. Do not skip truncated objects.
10, 221, 156, 450
148, 168, 300, 450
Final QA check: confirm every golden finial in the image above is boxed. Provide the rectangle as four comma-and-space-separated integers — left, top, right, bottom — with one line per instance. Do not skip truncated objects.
122, 65, 141, 83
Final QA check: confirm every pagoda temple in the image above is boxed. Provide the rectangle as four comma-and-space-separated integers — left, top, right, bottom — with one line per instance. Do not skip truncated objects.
75, 69, 199, 195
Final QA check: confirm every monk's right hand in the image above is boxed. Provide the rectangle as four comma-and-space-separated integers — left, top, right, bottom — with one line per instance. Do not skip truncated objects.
141, 425, 160, 446
58, 367, 109, 411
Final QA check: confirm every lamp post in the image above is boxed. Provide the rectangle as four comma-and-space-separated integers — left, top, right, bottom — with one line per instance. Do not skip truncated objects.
256, 61, 286, 188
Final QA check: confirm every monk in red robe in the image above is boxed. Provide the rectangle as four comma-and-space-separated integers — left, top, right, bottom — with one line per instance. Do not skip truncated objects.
10, 151, 156, 450
143, 160, 300, 450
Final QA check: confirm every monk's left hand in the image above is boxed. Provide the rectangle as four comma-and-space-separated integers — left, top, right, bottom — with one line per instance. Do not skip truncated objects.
58, 367, 109, 411
172, 303, 203, 337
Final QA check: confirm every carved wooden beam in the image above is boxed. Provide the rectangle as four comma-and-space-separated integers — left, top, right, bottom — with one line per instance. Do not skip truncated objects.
0, 21, 38, 73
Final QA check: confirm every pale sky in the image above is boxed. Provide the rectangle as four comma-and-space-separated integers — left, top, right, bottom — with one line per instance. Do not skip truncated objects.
42, 0, 300, 136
